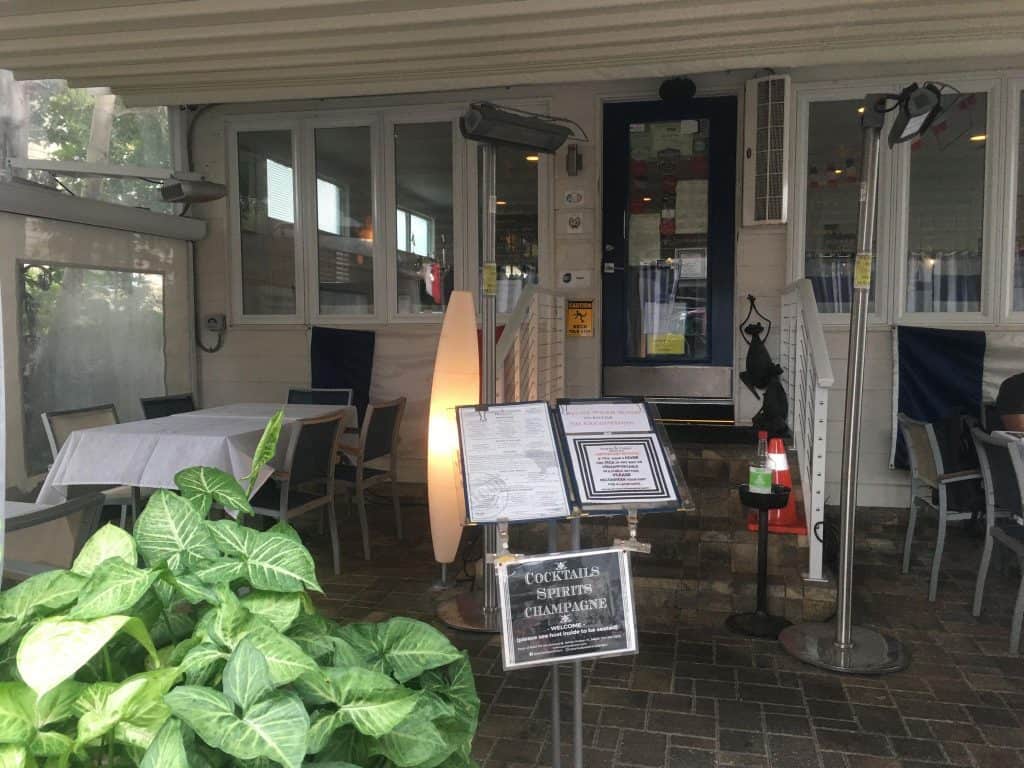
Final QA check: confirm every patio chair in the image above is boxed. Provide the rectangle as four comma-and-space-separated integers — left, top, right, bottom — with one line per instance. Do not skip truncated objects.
897, 413, 982, 601
970, 428, 1024, 653
140, 393, 196, 419
4, 493, 105, 580
287, 388, 354, 406
334, 397, 406, 562
249, 409, 345, 575
41, 404, 141, 528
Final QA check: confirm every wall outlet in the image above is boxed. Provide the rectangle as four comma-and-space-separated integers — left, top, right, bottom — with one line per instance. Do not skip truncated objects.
204, 313, 226, 333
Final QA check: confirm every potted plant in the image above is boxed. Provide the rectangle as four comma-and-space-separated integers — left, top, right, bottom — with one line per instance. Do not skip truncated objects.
0, 412, 479, 767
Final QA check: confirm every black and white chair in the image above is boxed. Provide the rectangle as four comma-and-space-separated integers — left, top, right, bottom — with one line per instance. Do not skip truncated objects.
4, 493, 105, 580
140, 393, 196, 419
971, 428, 1024, 654
41, 404, 141, 528
897, 413, 982, 601
287, 388, 354, 407
334, 397, 406, 561
249, 410, 346, 575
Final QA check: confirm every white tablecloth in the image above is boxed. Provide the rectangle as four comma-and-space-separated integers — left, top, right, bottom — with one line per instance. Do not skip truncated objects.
36, 403, 355, 505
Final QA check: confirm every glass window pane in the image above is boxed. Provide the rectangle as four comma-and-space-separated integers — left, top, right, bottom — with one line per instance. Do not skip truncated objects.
624, 119, 711, 361
314, 125, 374, 316
237, 130, 297, 316
906, 92, 986, 313
804, 99, 875, 313
394, 122, 453, 316
494, 144, 539, 314
0, 73, 172, 212
1015, 91, 1024, 312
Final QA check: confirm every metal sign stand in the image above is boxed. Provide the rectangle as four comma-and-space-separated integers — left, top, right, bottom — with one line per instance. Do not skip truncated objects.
438, 142, 501, 634
779, 96, 906, 674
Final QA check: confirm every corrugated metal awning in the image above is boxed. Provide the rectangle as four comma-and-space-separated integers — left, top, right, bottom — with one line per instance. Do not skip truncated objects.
2, 0, 1023, 106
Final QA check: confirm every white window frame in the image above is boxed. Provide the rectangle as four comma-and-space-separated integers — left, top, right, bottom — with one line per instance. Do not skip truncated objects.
1001, 76, 1024, 324
893, 74, 1004, 327
227, 117, 306, 325
789, 80, 899, 327
302, 112, 384, 325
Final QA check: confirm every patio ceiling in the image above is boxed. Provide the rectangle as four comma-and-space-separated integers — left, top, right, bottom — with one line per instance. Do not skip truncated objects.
2, 0, 1023, 106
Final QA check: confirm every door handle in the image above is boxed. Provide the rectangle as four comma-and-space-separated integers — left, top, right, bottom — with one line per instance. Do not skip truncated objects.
603, 261, 624, 274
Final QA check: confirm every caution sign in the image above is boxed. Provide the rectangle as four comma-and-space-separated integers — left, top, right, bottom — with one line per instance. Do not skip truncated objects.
567, 300, 594, 337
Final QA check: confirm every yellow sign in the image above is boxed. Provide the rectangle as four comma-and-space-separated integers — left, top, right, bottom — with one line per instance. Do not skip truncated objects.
567, 300, 594, 337
482, 263, 497, 296
854, 252, 873, 290
648, 333, 685, 355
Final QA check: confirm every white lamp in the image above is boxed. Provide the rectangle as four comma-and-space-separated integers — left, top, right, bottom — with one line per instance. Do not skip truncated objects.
427, 290, 479, 564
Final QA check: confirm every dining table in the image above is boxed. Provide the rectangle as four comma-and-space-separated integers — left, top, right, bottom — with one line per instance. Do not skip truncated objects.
36, 403, 357, 505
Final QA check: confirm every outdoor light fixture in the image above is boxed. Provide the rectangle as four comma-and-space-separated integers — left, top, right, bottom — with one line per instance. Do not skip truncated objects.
970, 134, 987, 142
427, 290, 479, 565
460, 102, 572, 153
525, 154, 540, 162
887, 82, 944, 147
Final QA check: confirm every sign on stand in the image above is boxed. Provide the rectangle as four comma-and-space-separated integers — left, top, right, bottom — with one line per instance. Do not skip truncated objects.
496, 548, 637, 670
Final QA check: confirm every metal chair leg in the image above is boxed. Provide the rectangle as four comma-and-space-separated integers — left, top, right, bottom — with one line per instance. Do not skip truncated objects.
355, 488, 371, 561
902, 495, 918, 574
973, 532, 994, 617
392, 480, 403, 541
929, 505, 947, 602
327, 500, 341, 576
1010, 559, 1024, 656
131, 487, 141, 527
119, 504, 128, 529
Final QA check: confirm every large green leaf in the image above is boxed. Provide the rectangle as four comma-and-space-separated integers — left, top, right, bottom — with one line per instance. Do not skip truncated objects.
339, 618, 462, 683
179, 642, 227, 687
165, 686, 308, 768
0, 571, 85, 641
33, 681, 86, 728
28, 730, 72, 759
175, 467, 253, 516
74, 667, 179, 748
192, 559, 246, 587
286, 614, 337, 663
71, 523, 137, 577
69, 560, 160, 620
135, 490, 219, 573
17, 615, 159, 697
306, 667, 418, 744
222, 639, 274, 712
0, 745, 28, 768
0, 683, 35, 744
207, 521, 320, 593
245, 411, 284, 497
375, 715, 450, 768
240, 591, 302, 633
140, 718, 189, 768
244, 626, 317, 686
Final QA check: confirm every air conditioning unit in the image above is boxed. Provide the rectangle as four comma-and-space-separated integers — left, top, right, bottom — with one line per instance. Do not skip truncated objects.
742, 74, 790, 226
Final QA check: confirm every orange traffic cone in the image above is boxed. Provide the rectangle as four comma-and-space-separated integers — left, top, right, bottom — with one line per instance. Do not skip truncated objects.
746, 437, 806, 534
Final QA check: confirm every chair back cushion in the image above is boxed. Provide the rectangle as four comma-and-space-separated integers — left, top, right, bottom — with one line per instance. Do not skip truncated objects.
43, 405, 118, 456
287, 388, 353, 406
140, 394, 196, 419
289, 414, 343, 486
898, 414, 940, 485
363, 399, 405, 462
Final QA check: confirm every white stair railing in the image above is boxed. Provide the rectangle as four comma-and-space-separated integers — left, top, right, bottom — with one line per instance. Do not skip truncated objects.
781, 279, 834, 582
494, 285, 565, 404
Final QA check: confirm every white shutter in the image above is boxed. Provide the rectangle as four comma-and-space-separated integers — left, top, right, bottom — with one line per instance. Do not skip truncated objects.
743, 74, 790, 225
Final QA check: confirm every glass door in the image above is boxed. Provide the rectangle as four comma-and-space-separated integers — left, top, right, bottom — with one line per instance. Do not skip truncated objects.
602, 97, 736, 397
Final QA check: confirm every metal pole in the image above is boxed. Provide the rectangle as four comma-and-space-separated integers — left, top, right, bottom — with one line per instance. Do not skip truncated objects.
570, 517, 583, 768
778, 95, 905, 674
481, 143, 500, 631
834, 119, 880, 650
548, 520, 562, 768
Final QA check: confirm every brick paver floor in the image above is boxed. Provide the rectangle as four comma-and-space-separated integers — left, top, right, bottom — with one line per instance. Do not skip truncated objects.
309, 493, 1024, 768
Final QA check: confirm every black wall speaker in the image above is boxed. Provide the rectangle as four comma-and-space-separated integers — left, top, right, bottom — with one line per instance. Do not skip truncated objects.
659, 77, 696, 105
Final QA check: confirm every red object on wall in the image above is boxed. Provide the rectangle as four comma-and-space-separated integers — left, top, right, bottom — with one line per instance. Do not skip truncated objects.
747, 437, 806, 535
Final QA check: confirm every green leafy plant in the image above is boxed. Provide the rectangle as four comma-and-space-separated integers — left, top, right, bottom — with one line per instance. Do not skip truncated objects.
0, 413, 479, 767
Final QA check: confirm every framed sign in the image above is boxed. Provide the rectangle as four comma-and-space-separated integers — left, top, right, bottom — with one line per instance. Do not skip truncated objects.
496, 547, 637, 670
556, 399, 680, 511
456, 401, 571, 524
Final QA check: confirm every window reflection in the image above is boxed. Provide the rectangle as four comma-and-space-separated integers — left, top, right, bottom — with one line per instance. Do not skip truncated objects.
1015, 91, 1024, 312
906, 92, 987, 313
314, 125, 374, 315
493, 144, 540, 314
394, 122, 453, 315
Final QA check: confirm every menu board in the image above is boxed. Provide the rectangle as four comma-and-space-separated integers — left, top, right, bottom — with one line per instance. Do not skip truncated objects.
496, 548, 637, 670
456, 402, 570, 523
556, 400, 679, 511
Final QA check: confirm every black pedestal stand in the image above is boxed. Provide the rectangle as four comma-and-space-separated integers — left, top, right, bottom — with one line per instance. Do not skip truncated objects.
726, 484, 792, 639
